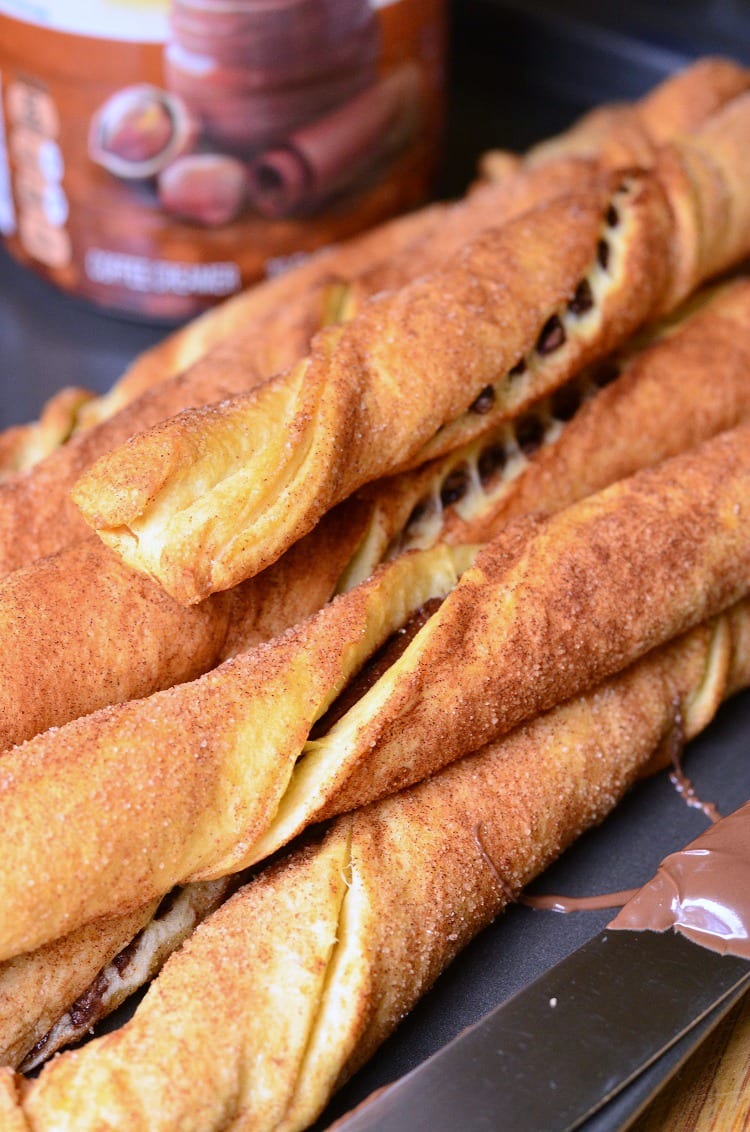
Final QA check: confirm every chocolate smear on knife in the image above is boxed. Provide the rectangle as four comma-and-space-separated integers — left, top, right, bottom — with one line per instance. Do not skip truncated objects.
610, 799, 750, 959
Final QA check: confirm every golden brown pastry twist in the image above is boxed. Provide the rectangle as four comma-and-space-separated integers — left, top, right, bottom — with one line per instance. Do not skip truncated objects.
73, 95, 750, 602
4, 595, 749, 1131
344, 277, 750, 577
0, 498, 368, 754
2, 427, 750, 964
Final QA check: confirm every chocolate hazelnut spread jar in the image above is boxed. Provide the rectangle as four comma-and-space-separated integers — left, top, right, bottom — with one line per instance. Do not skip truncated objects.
0, 0, 446, 321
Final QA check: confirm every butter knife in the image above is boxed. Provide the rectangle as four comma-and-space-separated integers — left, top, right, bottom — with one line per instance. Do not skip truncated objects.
328, 924, 750, 1132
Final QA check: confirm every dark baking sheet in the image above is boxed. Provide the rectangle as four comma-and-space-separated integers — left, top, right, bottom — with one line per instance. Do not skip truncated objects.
2, 11, 749, 1129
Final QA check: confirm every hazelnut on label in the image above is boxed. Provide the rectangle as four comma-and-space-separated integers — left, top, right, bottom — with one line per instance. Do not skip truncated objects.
158, 154, 248, 227
89, 85, 198, 180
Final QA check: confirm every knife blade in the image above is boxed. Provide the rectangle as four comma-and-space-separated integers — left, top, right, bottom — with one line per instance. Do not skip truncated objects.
327, 928, 750, 1132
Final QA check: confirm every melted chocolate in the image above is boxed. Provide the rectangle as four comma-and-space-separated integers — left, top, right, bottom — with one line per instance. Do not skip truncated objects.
469, 385, 496, 415
597, 238, 610, 270
664, 706, 722, 823
309, 598, 444, 738
567, 278, 594, 317
609, 800, 750, 959
522, 889, 638, 913
477, 442, 507, 486
68, 971, 111, 1027
404, 497, 430, 533
669, 763, 722, 823
550, 381, 583, 423
440, 466, 470, 507
536, 315, 566, 355
514, 413, 545, 456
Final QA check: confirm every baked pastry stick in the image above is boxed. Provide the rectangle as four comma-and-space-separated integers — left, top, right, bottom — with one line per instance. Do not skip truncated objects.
3, 425, 750, 963
1, 57, 743, 485
342, 276, 750, 582
2, 278, 750, 1070
0, 500, 369, 754
5, 276, 750, 759
0, 168, 669, 577
4, 595, 749, 1132
7, 74, 750, 578
479, 54, 750, 181
73, 95, 750, 603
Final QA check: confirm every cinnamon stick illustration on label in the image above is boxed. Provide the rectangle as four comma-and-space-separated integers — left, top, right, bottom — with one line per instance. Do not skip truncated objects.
88, 2, 422, 225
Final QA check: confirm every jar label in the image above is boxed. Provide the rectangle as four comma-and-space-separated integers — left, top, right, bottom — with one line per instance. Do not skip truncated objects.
0, 0, 446, 320
0, 1, 169, 41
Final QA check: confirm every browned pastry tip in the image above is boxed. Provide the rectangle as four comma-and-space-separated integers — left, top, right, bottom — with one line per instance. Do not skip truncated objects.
0, 387, 94, 485
9, 594, 750, 1132
636, 56, 750, 141
652, 91, 750, 309
522, 56, 750, 173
